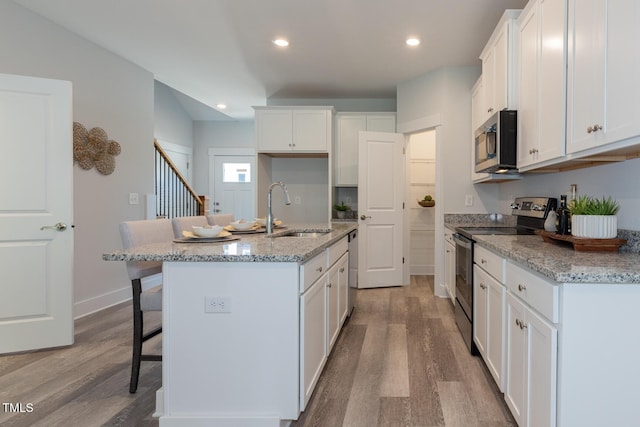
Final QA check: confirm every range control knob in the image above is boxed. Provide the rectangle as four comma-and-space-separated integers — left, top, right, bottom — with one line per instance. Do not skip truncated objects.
510, 203, 520, 209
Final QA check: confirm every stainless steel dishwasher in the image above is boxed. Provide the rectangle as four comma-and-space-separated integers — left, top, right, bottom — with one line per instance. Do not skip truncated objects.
347, 229, 358, 316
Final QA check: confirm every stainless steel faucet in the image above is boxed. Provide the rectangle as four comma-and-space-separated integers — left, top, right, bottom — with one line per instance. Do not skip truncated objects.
267, 181, 291, 234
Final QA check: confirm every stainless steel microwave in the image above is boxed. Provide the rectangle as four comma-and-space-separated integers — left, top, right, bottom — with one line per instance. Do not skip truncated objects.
474, 110, 517, 173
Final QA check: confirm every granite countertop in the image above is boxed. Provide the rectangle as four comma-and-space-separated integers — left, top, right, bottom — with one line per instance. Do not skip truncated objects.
474, 234, 640, 284
103, 222, 357, 263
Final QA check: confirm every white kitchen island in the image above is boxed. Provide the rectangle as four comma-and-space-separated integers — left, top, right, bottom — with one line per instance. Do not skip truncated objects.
104, 222, 356, 427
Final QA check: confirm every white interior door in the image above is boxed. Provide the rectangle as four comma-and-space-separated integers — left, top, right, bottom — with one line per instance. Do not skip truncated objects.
0, 73, 74, 353
357, 131, 405, 288
212, 155, 255, 221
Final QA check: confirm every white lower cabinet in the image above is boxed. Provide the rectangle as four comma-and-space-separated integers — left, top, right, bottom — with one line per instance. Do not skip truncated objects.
474, 266, 506, 390
473, 246, 506, 391
326, 261, 339, 353
444, 229, 456, 304
504, 261, 558, 427
474, 245, 640, 427
300, 238, 349, 410
300, 268, 327, 410
505, 292, 557, 427
328, 251, 349, 353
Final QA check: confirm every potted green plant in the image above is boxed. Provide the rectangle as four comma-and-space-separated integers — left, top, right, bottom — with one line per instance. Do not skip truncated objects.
418, 194, 435, 207
570, 195, 620, 238
334, 201, 351, 219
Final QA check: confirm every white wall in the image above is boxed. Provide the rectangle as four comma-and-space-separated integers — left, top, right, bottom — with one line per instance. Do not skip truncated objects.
154, 81, 194, 148
397, 67, 501, 215
499, 159, 640, 230
397, 66, 498, 296
0, 0, 155, 317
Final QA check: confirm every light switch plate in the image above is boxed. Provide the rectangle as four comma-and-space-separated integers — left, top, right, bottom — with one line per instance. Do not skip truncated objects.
129, 193, 139, 205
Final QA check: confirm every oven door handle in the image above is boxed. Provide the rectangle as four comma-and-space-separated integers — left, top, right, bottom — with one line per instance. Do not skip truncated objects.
452, 233, 472, 249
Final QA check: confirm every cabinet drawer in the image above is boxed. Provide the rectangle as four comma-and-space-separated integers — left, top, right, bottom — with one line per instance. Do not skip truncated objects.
506, 261, 559, 323
475, 245, 505, 282
300, 252, 327, 293
327, 237, 348, 268
445, 228, 455, 245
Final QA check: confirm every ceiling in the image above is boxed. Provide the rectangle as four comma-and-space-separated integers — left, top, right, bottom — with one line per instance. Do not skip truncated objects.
14, 0, 529, 121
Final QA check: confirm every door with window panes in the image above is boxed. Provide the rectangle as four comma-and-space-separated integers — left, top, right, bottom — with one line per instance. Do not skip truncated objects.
213, 155, 255, 221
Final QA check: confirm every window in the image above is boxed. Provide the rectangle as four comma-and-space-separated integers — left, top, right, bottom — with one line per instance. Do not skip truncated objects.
222, 163, 251, 183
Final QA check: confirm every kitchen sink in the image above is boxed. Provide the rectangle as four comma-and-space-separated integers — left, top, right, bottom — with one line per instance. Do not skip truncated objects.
279, 231, 331, 238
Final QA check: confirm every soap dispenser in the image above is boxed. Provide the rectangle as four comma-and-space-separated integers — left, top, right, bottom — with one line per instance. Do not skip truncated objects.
544, 210, 557, 232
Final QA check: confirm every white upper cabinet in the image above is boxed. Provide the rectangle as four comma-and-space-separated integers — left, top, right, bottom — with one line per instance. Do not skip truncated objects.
334, 112, 396, 186
479, 10, 521, 124
255, 106, 334, 153
516, 0, 567, 171
566, 0, 640, 155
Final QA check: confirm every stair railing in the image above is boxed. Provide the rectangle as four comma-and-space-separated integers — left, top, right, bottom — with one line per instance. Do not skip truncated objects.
154, 139, 207, 219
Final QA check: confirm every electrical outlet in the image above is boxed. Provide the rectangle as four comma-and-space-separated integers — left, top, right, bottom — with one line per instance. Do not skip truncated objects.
129, 193, 139, 205
205, 296, 231, 313
465, 194, 474, 206
294, 196, 301, 205
346, 197, 352, 204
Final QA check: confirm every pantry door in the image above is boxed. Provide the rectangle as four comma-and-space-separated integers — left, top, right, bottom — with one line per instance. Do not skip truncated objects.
358, 131, 405, 288
0, 73, 74, 353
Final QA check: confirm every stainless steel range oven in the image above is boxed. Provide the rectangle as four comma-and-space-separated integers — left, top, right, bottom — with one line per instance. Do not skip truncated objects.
452, 197, 557, 355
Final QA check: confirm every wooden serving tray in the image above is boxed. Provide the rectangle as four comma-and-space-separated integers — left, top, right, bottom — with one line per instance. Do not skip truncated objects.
535, 230, 627, 252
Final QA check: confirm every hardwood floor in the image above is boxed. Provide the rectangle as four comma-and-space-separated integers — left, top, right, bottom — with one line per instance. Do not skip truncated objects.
0, 276, 515, 427
0, 303, 162, 427
293, 276, 516, 427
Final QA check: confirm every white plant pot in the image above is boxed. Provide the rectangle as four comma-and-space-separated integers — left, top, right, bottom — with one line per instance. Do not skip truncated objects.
571, 215, 617, 239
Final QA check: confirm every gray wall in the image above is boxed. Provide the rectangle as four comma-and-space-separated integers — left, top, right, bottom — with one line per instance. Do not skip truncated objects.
1, 0, 155, 317
154, 81, 194, 148
397, 66, 500, 214
499, 159, 640, 230
193, 120, 255, 195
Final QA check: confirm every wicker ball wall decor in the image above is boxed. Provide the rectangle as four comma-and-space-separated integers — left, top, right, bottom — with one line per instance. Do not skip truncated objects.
73, 122, 121, 175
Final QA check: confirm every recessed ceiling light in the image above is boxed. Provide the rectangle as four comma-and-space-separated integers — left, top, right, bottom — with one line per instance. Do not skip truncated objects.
406, 38, 420, 47
273, 38, 290, 47
216, 103, 227, 110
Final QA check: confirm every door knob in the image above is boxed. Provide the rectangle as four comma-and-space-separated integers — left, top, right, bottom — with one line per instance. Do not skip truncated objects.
40, 222, 67, 231
360, 215, 372, 220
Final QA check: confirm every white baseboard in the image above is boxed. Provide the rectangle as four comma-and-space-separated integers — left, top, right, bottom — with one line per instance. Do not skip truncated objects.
154, 387, 164, 418
410, 266, 434, 275
74, 286, 131, 319
74, 273, 162, 319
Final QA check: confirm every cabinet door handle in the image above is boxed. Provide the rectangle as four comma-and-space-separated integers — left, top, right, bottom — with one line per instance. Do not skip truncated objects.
587, 124, 602, 134
339, 267, 345, 273
481, 259, 487, 265
316, 266, 323, 273
327, 283, 332, 288
480, 282, 487, 290
518, 284, 526, 292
